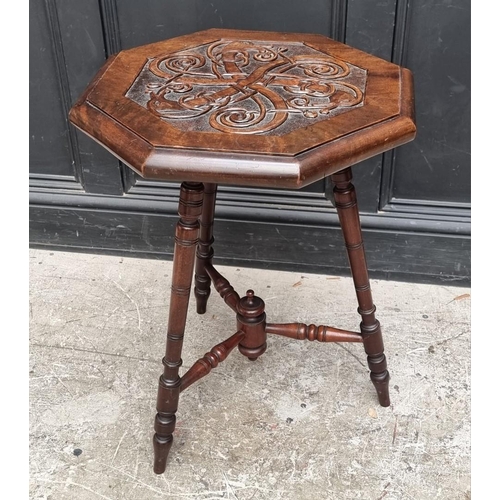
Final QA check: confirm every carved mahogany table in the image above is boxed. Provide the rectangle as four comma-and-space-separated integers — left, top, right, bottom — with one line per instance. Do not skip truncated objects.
69, 28, 416, 474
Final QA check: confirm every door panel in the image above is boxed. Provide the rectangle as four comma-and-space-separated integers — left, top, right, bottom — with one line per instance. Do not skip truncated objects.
29, 0, 77, 179
386, 0, 471, 206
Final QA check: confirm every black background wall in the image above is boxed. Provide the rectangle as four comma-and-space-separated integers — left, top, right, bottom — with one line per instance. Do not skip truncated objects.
29, 0, 471, 284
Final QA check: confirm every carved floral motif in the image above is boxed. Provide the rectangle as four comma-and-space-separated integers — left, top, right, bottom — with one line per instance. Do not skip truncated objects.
126, 40, 366, 135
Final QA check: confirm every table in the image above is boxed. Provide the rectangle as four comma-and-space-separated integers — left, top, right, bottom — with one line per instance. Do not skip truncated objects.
69, 28, 416, 473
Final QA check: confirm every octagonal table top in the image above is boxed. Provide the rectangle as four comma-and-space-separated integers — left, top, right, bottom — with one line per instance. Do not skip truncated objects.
69, 28, 416, 189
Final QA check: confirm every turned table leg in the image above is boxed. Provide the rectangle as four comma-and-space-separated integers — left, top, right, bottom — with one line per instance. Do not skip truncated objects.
195, 183, 217, 314
153, 182, 204, 474
331, 168, 390, 407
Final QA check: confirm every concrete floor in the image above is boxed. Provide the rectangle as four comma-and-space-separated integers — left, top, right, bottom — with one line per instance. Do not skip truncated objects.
29, 249, 470, 500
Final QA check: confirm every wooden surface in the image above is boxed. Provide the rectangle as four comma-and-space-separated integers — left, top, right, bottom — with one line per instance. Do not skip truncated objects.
124, 39, 368, 135
69, 28, 416, 189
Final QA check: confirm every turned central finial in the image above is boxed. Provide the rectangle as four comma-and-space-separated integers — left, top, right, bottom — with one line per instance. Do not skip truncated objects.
237, 289, 265, 317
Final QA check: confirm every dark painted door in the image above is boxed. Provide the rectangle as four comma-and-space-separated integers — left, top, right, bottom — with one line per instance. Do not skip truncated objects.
30, 0, 470, 284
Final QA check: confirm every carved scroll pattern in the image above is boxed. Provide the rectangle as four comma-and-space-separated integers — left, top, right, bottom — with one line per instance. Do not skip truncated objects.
126, 40, 367, 135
